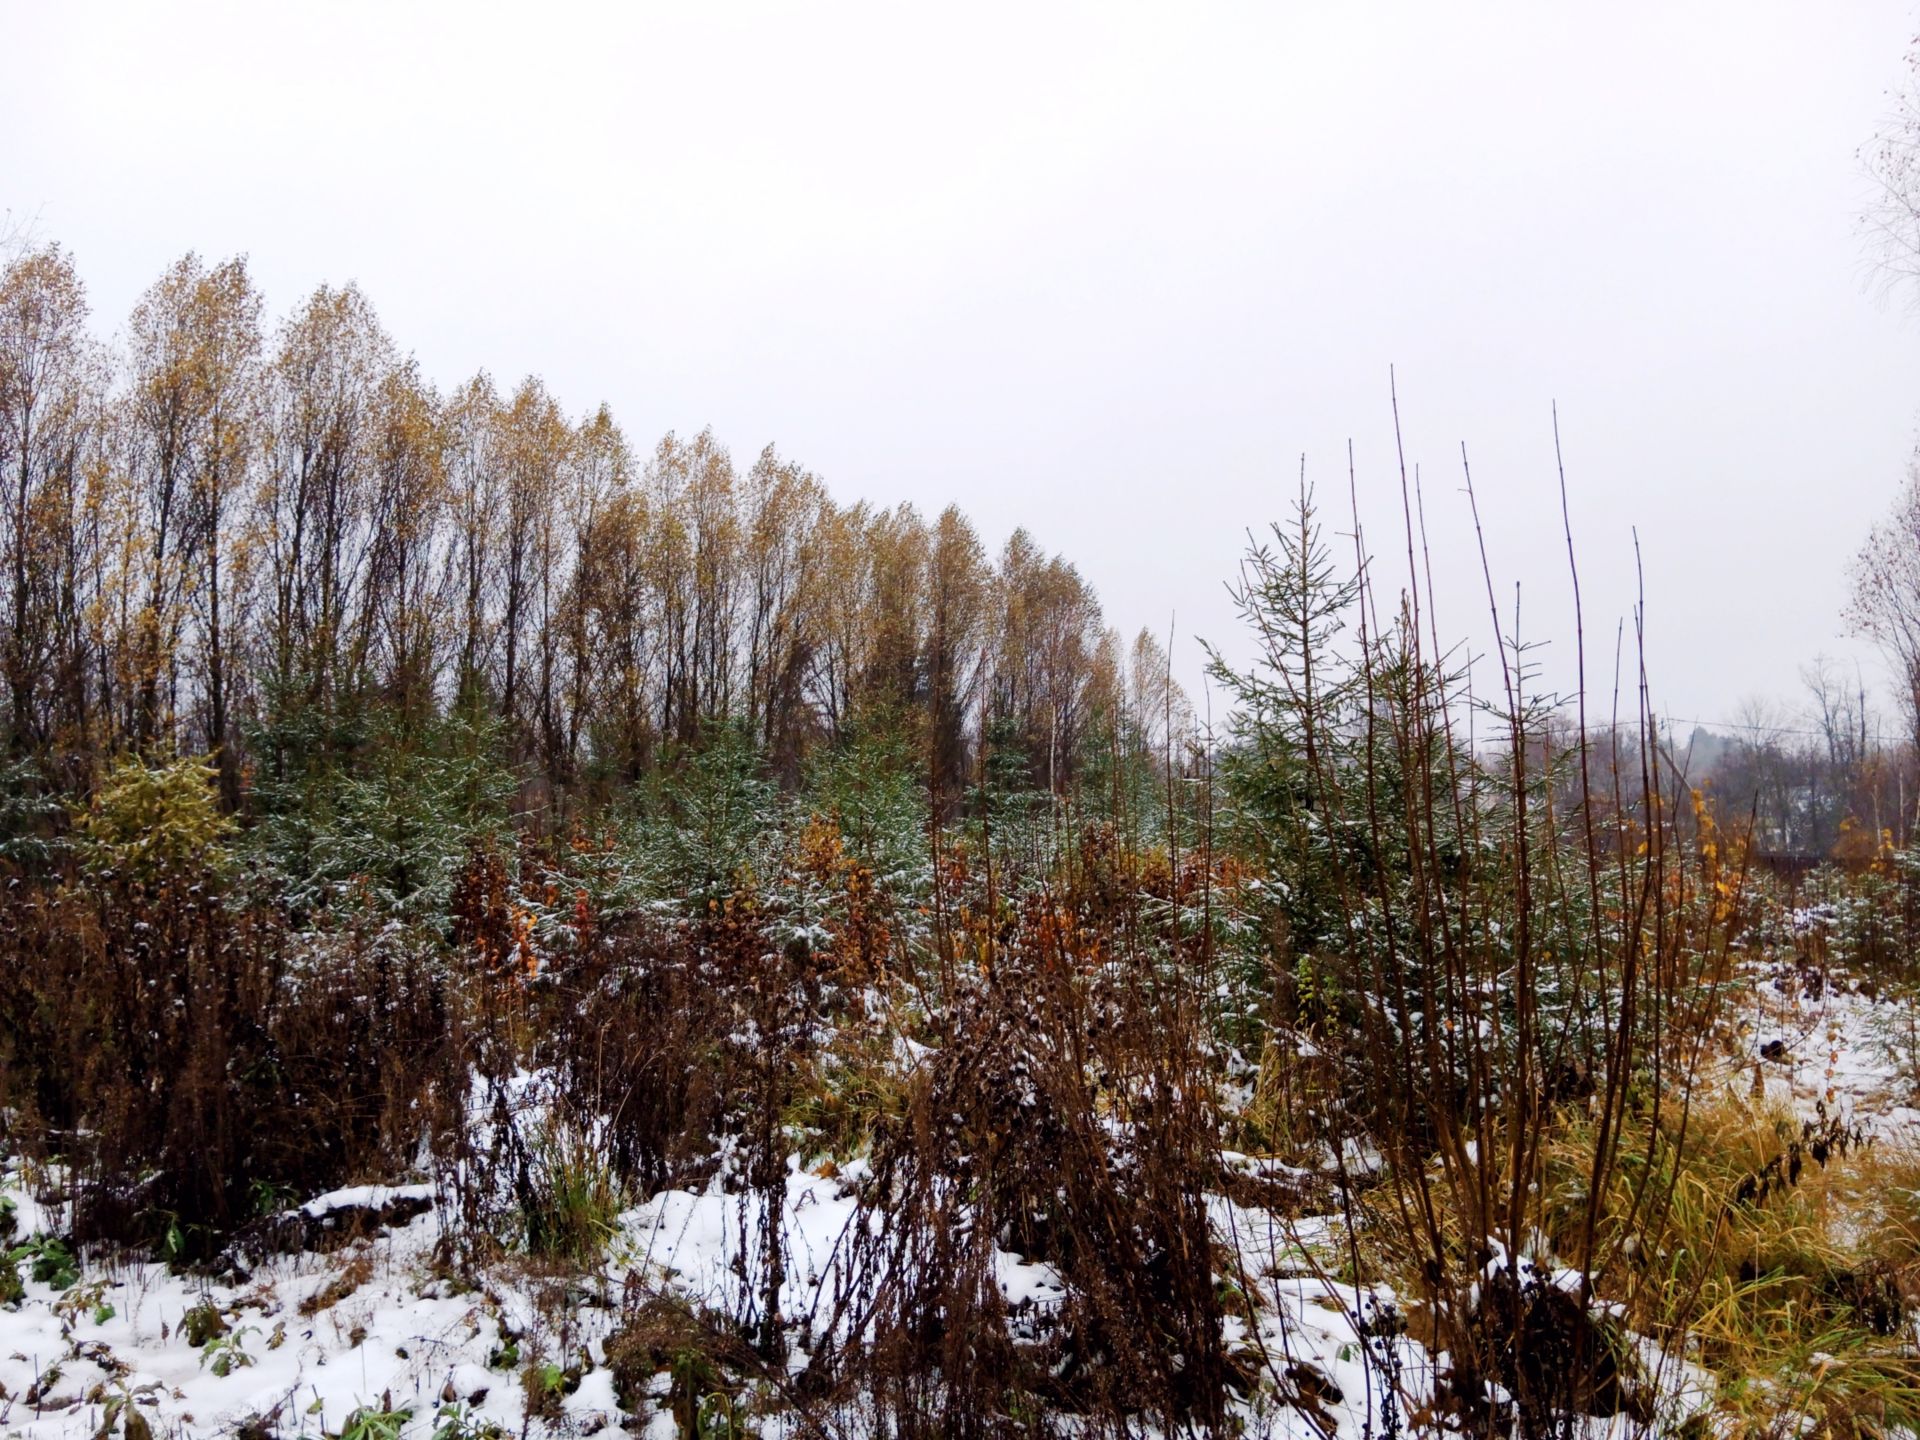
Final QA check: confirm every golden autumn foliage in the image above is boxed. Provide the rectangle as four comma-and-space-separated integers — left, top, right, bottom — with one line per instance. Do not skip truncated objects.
0, 243, 1183, 818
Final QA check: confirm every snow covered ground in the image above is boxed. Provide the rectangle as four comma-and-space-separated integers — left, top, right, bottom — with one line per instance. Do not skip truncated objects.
1, 952, 1913, 1437
0, 1156, 1443, 1438
0, 1182, 609, 1439
1721, 953, 1920, 1135
0, 1151, 1688, 1439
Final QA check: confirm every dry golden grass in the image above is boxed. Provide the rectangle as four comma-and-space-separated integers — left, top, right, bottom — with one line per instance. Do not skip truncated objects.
1535, 1084, 1920, 1439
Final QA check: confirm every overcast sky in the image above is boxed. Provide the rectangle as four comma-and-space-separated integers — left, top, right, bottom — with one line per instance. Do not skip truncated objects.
6, 2, 1919, 737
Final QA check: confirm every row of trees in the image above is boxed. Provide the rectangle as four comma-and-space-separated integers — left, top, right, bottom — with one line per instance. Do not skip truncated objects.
1684, 661, 1913, 860
0, 244, 1185, 813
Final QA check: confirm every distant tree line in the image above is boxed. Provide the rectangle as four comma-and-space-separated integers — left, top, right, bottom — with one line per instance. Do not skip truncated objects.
1684, 661, 1916, 862
0, 245, 1188, 819
1524, 664, 1919, 867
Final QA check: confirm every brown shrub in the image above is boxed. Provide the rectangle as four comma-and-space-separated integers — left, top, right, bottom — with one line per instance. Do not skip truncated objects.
0, 867, 459, 1256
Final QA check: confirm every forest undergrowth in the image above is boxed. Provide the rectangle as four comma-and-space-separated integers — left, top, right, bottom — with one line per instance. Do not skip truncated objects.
3, 480, 1918, 1440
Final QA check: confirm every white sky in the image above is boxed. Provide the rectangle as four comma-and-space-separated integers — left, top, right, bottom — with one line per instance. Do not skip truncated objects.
6, 2, 1919, 736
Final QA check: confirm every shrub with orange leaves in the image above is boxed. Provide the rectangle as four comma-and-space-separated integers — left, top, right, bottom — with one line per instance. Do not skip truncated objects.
794, 811, 894, 979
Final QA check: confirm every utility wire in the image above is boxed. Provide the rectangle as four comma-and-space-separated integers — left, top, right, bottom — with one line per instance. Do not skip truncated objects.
1656, 716, 1894, 742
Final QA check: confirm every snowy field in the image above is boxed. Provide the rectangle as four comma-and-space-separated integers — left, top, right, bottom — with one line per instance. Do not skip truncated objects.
0, 948, 1912, 1439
